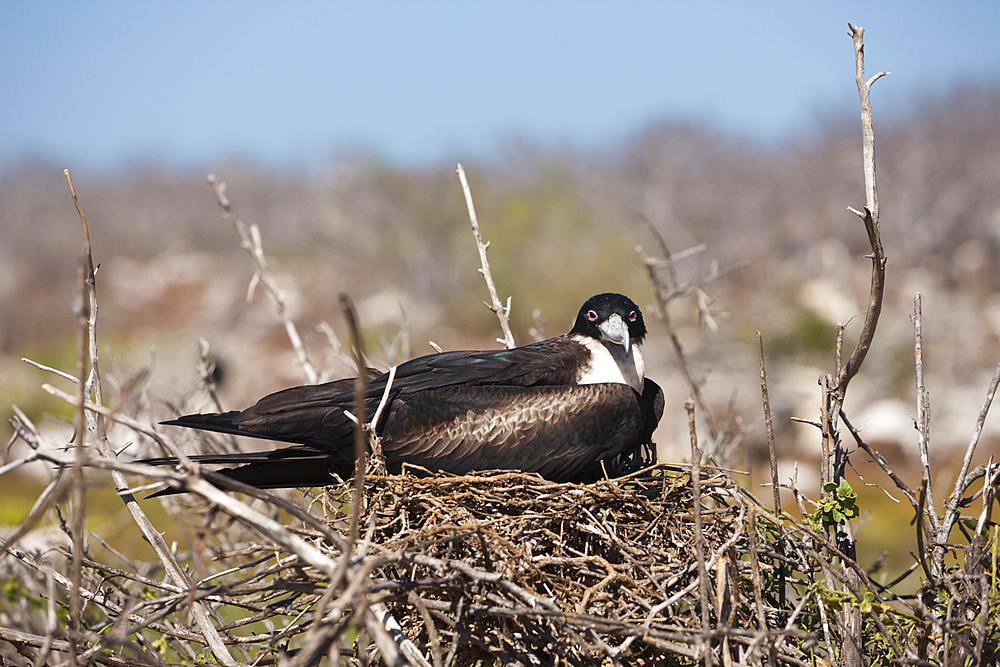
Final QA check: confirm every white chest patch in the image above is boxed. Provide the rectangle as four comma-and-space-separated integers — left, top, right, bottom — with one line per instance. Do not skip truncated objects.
573, 335, 645, 393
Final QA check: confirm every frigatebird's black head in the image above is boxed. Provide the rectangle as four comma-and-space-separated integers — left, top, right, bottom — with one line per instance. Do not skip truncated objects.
570, 293, 647, 353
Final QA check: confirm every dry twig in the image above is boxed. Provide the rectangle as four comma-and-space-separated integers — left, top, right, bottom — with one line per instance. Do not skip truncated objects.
457, 163, 515, 349
208, 173, 319, 384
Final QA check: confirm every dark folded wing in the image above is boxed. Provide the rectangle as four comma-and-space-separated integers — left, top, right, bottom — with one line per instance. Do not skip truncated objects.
386, 337, 587, 390
380, 382, 656, 482
213, 336, 590, 449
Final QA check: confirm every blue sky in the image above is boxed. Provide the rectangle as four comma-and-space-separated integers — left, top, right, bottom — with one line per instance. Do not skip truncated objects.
2, 1, 998, 175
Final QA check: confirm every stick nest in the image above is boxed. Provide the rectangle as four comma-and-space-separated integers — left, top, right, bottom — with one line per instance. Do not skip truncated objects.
323, 466, 763, 665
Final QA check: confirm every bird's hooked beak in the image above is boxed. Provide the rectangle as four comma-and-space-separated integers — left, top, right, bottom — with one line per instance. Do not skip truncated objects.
598, 314, 631, 355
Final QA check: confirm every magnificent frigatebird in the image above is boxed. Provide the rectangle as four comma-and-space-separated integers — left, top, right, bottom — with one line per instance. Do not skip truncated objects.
144, 293, 663, 492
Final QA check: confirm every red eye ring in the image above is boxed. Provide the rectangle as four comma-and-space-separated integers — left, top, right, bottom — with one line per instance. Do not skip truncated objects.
587, 310, 598, 321
628, 310, 637, 322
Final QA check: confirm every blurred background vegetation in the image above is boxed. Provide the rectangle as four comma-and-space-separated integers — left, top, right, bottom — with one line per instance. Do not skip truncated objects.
2, 83, 999, 580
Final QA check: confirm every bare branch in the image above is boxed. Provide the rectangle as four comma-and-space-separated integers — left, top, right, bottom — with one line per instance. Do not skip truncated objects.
867, 71, 890, 87
61, 172, 241, 666
67, 170, 95, 665
937, 354, 1000, 574
849, 23, 882, 222
339, 293, 369, 556
836, 25, 887, 399
456, 163, 515, 349
757, 332, 780, 517
637, 243, 719, 443
371, 365, 397, 441
21, 357, 79, 383
839, 410, 918, 510
757, 332, 786, 614
686, 398, 712, 665
913, 294, 937, 539
208, 173, 319, 384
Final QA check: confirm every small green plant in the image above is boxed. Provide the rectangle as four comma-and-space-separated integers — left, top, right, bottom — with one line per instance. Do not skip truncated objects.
150, 635, 170, 657
809, 479, 860, 528
1, 580, 22, 605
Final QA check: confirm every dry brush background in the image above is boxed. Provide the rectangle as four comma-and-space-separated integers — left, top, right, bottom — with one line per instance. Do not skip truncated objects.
4, 84, 1000, 480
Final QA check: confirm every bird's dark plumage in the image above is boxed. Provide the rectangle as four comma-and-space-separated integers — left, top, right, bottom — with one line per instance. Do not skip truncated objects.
145, 293, 663, 493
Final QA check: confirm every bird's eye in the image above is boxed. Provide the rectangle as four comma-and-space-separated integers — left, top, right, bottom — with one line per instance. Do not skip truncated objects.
587, 310, 598, 321
628, 310, 637, 322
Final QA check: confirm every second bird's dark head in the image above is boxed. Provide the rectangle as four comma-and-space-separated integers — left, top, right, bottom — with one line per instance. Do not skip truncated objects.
570, 293, 647, 352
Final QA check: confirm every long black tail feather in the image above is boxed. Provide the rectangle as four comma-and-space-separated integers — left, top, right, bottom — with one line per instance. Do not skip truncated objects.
143, 410, 358, 496
160, 411, 243, 438
140, 447, 355, 497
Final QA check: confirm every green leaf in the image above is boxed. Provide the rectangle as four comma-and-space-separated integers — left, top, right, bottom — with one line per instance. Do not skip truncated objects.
836, 479, 857, 502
